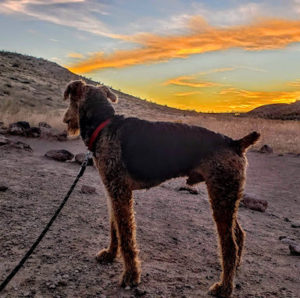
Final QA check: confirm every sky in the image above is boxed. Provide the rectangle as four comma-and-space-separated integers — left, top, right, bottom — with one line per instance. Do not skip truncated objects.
1, 0, 300, 112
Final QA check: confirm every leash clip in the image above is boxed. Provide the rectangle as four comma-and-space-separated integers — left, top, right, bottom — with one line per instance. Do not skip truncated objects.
78, 151, 92, 177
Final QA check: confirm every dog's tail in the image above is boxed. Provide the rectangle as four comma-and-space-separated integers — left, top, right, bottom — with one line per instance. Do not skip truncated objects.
233, 131, 260, 154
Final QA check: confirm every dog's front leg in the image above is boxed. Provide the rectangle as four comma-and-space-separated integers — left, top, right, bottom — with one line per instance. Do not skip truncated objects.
109, 185, 141, 288
96, 214, 119, 263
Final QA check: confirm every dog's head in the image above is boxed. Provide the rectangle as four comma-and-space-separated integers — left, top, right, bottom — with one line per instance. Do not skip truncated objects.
63, 80, 118, 136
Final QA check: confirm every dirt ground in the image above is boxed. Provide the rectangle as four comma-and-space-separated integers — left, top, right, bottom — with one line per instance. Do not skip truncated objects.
0, 136, 299, 298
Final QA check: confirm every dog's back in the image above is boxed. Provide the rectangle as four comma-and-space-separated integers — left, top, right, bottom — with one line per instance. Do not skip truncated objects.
118, 117, 234, 183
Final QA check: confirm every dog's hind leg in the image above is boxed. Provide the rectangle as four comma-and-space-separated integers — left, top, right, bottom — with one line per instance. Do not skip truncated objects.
204, 156, 245, 297
234, 219, 245, 269
96, 213, 119, 263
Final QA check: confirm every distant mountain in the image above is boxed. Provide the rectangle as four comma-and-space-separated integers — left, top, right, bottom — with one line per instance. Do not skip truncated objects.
0, 51, 197, 120
247, 101, 300, 120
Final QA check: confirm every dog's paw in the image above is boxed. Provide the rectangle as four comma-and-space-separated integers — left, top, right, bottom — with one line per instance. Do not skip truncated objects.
95, 249, 116, 264
120, 269, 141, 288
208, 282, 233, 297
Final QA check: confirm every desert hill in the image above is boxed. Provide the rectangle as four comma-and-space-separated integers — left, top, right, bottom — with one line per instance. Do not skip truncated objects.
0, 51, 197, 121
247, 101, 300, 120
1, 51, 300, 153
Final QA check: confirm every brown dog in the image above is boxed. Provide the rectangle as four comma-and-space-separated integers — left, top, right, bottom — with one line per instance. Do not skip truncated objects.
63, 80, 260, 297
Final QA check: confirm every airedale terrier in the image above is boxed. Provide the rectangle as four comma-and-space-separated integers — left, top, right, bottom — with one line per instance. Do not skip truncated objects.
63, 80, 260, 297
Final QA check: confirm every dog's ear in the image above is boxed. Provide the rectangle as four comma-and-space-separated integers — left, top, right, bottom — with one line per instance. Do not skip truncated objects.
64, 80, 86, 101
99, 86, 118, 103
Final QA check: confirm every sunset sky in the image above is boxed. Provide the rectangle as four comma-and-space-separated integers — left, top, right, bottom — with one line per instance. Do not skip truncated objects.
1, 0, 300, 112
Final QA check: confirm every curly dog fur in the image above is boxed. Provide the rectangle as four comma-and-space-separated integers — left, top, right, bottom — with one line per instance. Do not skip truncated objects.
63, 80, 260, 297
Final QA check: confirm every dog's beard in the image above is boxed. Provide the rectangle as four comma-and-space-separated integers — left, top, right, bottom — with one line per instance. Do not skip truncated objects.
67, 121, 80, 136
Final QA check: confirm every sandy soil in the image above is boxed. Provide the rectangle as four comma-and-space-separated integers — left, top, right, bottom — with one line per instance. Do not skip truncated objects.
0, 136, 299, 298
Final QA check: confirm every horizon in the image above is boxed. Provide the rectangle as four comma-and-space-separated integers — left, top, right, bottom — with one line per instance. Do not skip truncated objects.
1, 0, 300, 112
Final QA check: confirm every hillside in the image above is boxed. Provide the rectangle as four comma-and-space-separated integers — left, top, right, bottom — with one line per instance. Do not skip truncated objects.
0, 51, 197, 123
247, 101, 300, 120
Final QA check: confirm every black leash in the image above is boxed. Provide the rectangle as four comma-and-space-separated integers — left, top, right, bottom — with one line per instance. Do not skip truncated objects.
0, 151, 92, 292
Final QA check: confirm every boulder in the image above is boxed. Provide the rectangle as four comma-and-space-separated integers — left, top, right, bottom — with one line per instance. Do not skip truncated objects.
8, 121, 30, 136
241, 194, 268, 212
75, 153, 94, 166
45, 149, 74, 162
259, 144, 273, 154
26, 127, 41, 138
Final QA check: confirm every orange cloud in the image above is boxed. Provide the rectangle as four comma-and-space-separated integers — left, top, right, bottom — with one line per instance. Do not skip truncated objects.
174, 91, 202, 97
164, 75, 219, 88
219, 87, 300, 104
68, 17, 300, 73
197, 67, 235, 76
67, 52, 84, 59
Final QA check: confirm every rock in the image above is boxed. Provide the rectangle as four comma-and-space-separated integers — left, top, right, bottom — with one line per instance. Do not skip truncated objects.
280, 237, 297, 246
38, 122, 52, 128
57, 131, 68, 142
0, 138, 32, 151
291, 221, 300, 228
12, 141, 32, 151
75, 153, 93, 166
259, 144, 273, 154
0, 135, 9, 145
289, 244, 300, 256
40, 127, 67, 141
0, 127, 8, 135
0, 185, 8, 192
80, 185, 96, 194
241, 194, 268, 212
177, 186, 199, 195
8, 121, 30, 136
27, 127, 41, 138
45, 149, 74, 162
134, 288, 147, 296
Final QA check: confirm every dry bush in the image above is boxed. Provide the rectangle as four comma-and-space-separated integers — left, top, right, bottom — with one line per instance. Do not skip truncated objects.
184, 115, 300, 154
0, 108, 66, 130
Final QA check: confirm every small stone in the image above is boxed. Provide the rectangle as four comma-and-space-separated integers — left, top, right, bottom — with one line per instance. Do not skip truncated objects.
281, 238, 297, 246
289, 244, 300, 256
125, 286, 131, 290
259, 144, 273, 154
0, 185, 8, 192
57, 131, 68, 142
134, 288, 147, 296
291, 222, 300, 228
236, 283, 242, 290
241, 194, 268, 212
80, 185, 96, 194
0, 135, 9, 146
13, 141, 32, 151
39, 122, 51, 128
284, 217, 291, 222
45, 149, 74, 162
177, 186, 199, 195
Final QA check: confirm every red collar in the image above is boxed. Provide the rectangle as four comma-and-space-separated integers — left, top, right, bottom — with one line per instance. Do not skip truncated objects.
88, 119, 111, 151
